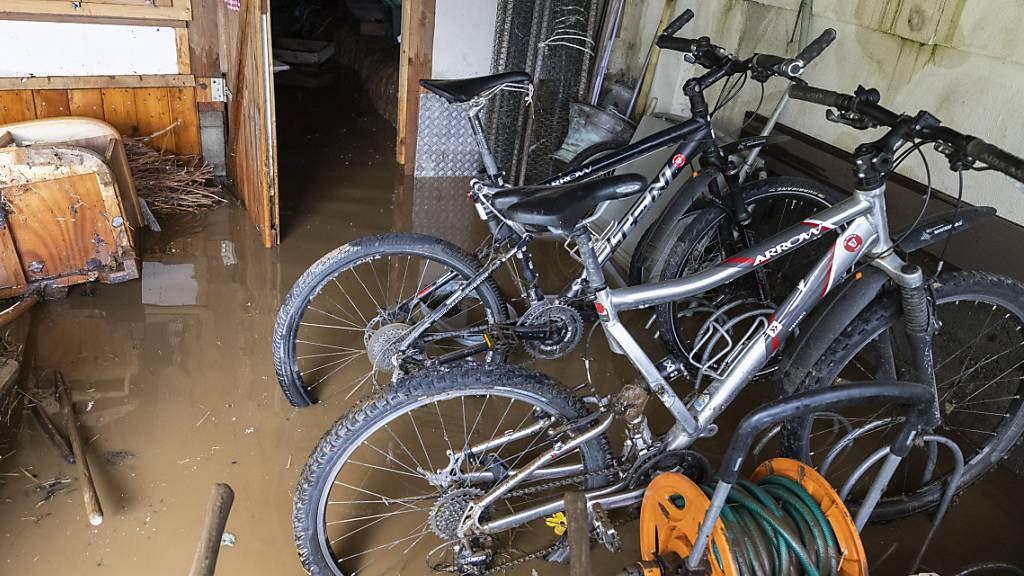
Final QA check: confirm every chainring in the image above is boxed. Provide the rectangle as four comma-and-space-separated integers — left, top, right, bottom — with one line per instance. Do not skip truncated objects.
517, 303, 583, 359
628, 449, 712, 489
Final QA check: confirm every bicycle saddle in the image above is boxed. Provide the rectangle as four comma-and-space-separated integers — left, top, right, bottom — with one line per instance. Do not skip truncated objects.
420, 72, 531, 103
501, 174, 647, 232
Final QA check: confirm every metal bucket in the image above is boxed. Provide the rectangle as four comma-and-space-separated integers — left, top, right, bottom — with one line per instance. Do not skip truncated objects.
551, 103, 636, 164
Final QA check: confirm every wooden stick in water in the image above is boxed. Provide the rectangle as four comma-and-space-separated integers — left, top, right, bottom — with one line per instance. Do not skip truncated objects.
566, 491, 592, 576
188, 483, 235, 576
55, 371, 103, 526
30, 399, 74, 464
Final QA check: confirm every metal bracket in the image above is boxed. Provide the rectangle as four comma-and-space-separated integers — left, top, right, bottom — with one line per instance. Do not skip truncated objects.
209, 78, 228, 102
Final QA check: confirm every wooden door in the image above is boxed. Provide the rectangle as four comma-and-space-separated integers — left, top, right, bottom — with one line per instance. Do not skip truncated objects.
227, 0, 279, 247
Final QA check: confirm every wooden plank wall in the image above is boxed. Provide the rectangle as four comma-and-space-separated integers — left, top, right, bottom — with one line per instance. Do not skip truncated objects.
0, 86, 200, 155
396, 0, 435, 174
225, 0, 278, 247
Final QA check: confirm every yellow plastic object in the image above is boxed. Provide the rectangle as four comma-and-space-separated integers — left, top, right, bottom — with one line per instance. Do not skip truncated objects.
545, 511, 567, 536
638, 472, 737, 576
751, 458, 868, 576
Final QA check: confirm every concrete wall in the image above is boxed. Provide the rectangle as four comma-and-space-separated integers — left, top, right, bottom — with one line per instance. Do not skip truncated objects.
431, 0, 499, 79
609, 0, 1024, 224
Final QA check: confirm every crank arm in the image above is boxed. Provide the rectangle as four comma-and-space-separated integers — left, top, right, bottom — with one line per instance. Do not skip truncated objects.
458, 411, 615, 536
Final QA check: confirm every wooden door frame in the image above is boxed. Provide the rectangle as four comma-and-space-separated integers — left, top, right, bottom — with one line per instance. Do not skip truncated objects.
396, 0, 435, 175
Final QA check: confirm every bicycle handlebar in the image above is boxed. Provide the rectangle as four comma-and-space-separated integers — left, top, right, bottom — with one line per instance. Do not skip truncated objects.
794, 28, 837, 68
967, 139, 1024, 184
789, 84, 1024, 184
655, 35, 699, 54
662, 8, 694, 37
751, 28, 836, 78
657, 24, 836, 82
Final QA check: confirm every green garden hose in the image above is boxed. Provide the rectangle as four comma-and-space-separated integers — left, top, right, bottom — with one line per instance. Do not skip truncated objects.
703, 476, 842, 576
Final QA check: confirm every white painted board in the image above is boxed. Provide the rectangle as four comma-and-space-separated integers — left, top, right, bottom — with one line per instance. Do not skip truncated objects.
0, 20, 179, 77
431, 0, 498, 79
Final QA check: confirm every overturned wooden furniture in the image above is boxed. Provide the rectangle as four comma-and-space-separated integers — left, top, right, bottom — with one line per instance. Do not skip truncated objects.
0, 117, 142, 298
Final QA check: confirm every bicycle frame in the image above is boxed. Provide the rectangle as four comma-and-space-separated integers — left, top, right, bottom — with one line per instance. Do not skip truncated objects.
456, 181, 930, 536
463, 81, 793, 303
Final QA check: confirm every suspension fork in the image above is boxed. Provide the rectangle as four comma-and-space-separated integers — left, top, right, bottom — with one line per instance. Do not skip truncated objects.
897, 264, 941, 424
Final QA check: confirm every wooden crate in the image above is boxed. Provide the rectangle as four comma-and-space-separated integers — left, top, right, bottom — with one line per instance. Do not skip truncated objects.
0, 117, 141, 298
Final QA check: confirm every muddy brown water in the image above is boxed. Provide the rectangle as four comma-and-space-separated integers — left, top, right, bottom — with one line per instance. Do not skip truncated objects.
1, 77, 1022, 575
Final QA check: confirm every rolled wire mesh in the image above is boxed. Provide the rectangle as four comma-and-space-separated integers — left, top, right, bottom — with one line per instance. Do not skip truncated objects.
487, 0, 602, 184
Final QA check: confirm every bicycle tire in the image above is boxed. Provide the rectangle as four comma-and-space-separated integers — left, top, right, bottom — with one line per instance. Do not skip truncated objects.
293, 362, 613, 576
778, 270, 1024, 521
273, 233, 508, 407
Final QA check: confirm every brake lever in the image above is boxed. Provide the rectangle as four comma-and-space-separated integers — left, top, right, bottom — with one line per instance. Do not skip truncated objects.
826, 109, 875, 130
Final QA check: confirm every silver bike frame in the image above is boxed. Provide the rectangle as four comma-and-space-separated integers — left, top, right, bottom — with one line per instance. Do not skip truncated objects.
461, 182, 927, 536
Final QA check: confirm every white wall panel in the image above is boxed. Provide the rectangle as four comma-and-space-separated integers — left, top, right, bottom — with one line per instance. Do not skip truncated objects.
0, 20, 179, 77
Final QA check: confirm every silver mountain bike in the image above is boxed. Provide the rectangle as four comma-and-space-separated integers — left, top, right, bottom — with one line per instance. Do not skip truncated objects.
292, 84, 1024, 576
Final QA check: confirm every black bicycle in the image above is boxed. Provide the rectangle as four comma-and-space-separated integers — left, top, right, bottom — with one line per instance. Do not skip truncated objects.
273, 11, 843, 406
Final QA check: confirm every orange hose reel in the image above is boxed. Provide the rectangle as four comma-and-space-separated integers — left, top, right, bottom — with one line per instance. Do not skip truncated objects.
636, 458, 867, 576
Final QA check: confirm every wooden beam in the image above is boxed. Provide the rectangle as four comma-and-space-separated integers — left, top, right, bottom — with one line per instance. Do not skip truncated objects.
0, 12, 187, 27
176, 27, 192, 75
396, 0, 435, 175
186, 0, 221, 77
0, 0, 192, 21
0, 75, 195, 90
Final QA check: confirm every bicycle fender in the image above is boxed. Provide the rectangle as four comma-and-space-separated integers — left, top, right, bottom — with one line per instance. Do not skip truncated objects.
894, 205, 996, 253
628, 170, 715, 284
776, 266, 891, 395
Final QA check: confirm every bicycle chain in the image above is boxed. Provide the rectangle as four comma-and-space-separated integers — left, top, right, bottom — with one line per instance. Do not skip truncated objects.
477, 463, 633, 576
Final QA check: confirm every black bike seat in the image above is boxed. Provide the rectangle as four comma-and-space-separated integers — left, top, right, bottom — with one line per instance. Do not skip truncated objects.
420, 72, 531, 103
502, 174, 647, 232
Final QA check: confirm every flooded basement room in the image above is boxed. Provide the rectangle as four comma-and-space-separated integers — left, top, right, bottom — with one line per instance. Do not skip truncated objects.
2, 1, 1024, 575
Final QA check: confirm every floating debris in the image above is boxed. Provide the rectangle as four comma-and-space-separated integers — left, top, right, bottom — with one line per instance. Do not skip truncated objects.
32, 476, 73, 505
102, 450, 136, 467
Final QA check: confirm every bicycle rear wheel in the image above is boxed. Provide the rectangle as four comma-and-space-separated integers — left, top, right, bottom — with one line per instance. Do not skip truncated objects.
273, 233, 507, 407
778, 271, 1024, 520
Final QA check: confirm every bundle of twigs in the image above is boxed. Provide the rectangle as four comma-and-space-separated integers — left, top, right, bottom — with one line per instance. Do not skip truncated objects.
124, 126, 226, 216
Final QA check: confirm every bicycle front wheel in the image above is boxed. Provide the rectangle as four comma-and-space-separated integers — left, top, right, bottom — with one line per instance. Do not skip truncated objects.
273, 233, 508, 407
293, 363, 613, 576
778, 271, 1024, 520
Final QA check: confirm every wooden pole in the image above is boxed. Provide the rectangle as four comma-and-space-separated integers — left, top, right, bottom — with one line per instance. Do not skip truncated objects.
633, 0, 676, 121
565, 491, 591, 576
0, 293, 38, 329
30, 399, 75, 465
188, 483, 235, 576
55, 371, 103, 526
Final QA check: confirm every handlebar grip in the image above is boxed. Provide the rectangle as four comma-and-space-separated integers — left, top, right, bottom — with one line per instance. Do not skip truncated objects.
788, 83, 850, 109
662, 8, 694, 36
967, 139, 1024, 184
656, 35, 698, 54
751, 53, 786, 71
795, 28, 837, 65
